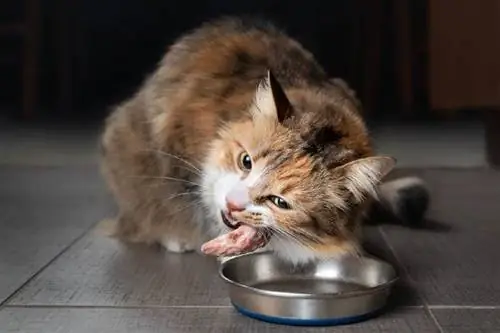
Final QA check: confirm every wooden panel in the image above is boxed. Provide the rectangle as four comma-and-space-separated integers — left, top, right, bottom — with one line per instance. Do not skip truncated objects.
429, 0, 500, 109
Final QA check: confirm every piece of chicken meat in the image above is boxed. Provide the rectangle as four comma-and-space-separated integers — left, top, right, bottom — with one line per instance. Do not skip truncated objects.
201, 225, 268, 257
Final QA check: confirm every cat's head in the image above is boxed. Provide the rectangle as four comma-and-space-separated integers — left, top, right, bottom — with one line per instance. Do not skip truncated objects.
202, 71, 395, 264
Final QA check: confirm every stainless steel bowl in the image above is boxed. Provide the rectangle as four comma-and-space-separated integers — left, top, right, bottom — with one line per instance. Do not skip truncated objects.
219, 251, 398, 326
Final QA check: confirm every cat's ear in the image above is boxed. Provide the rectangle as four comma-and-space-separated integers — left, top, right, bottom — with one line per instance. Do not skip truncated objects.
253, 70, 293, 123
335, 156, 396, 202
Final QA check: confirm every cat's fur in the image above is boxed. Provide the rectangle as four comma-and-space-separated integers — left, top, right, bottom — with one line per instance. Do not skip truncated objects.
100, 17, 429, 264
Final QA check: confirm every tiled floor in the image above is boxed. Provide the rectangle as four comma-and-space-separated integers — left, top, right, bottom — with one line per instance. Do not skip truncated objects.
1, 120, 499, 332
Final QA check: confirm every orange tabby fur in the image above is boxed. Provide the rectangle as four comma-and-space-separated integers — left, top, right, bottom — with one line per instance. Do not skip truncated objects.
100, 17, 428, 263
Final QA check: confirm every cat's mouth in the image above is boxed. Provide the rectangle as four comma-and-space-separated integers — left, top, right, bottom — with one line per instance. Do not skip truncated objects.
220, 211, 270, 234
221, 211, 241, 229
202, 213, 271, 257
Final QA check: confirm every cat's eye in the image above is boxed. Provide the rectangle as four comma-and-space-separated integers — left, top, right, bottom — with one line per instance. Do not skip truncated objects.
238, 152, 252, 171
268, 195, 291, 209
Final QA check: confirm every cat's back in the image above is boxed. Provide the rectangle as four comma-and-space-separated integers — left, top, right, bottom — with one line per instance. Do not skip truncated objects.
128, 17, 331, 157
154, 17, 328, 98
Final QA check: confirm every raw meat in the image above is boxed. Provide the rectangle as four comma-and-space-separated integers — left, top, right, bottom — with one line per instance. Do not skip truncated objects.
201, 225, 268, 257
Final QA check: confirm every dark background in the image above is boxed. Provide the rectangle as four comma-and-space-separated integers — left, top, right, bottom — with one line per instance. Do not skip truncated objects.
3, 0, 499, 130
1, 0, 433, 122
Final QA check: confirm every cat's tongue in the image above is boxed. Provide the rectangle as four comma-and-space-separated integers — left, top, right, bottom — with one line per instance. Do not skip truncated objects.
201, 225, 268, 257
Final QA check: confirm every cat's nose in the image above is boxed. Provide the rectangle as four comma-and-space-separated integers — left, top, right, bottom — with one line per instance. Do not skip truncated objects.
225, 186, 250, 212
226, 200, 245, 212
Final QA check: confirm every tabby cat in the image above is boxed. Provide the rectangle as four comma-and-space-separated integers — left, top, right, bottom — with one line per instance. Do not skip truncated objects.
100, 17, 429, 264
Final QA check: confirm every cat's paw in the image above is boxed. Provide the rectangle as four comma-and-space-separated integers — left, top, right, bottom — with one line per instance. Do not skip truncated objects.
94, 218, 118, 237
161, 237, 195, 253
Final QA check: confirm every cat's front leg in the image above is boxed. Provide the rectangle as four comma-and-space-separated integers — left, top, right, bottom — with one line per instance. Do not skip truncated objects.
160, 237, 196, 253
152, 194, 203, 254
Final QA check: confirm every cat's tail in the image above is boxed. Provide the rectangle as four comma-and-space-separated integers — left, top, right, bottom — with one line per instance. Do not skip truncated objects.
366, 176, 430, 227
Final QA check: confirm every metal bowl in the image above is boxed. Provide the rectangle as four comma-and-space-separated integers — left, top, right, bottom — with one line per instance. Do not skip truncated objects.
219, 251, 398, 326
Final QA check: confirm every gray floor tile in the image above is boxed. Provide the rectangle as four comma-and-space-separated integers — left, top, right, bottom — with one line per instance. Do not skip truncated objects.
0, 166, 113, 304
431, 309, 500, 333
380, 169, 500, 306
0, 307, 439, 333
372, 121, 486, 168
0, 122, 99, 167
8, 233, 227, 306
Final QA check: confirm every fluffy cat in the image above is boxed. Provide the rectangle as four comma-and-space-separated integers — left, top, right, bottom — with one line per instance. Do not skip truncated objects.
99, 17, 429, 264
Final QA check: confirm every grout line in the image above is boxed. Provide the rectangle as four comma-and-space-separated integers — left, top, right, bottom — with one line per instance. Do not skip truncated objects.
376, 227, 421, 288
426, 307, 445, 333
428, 305, 500, 310
377, 227, 445, 333
4, 305, 233, 310
1, 304, 430, 310
0, 222, 98, 309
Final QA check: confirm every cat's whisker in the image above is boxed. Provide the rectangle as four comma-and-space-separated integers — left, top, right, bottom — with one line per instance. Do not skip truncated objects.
162, 199, 205, 217
165, 190, 216, 201
292, 227, 323, 241
128, 175, 206, 189
292, 229, 325, 247
282, 229, 318, 251
158, 182, 210, 192
282, 224, 323, 241
271, 226, 315, 251
145, 149, 203, 175
274, 232, 315, 253
164, 192, 199, 201
159, 177, 209, 189
175, 165, 203, 177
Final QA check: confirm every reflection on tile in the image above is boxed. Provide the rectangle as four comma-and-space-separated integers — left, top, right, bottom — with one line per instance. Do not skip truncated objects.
0, 123, 99, 166
372, 122, 486, 168
8, 233, 228, 306
0, 166, 113, 303
0, 307, 439, 333
432, 309, 500, 333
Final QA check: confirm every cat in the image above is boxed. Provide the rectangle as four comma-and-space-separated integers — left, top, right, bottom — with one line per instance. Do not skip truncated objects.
99, 17, 429, 264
